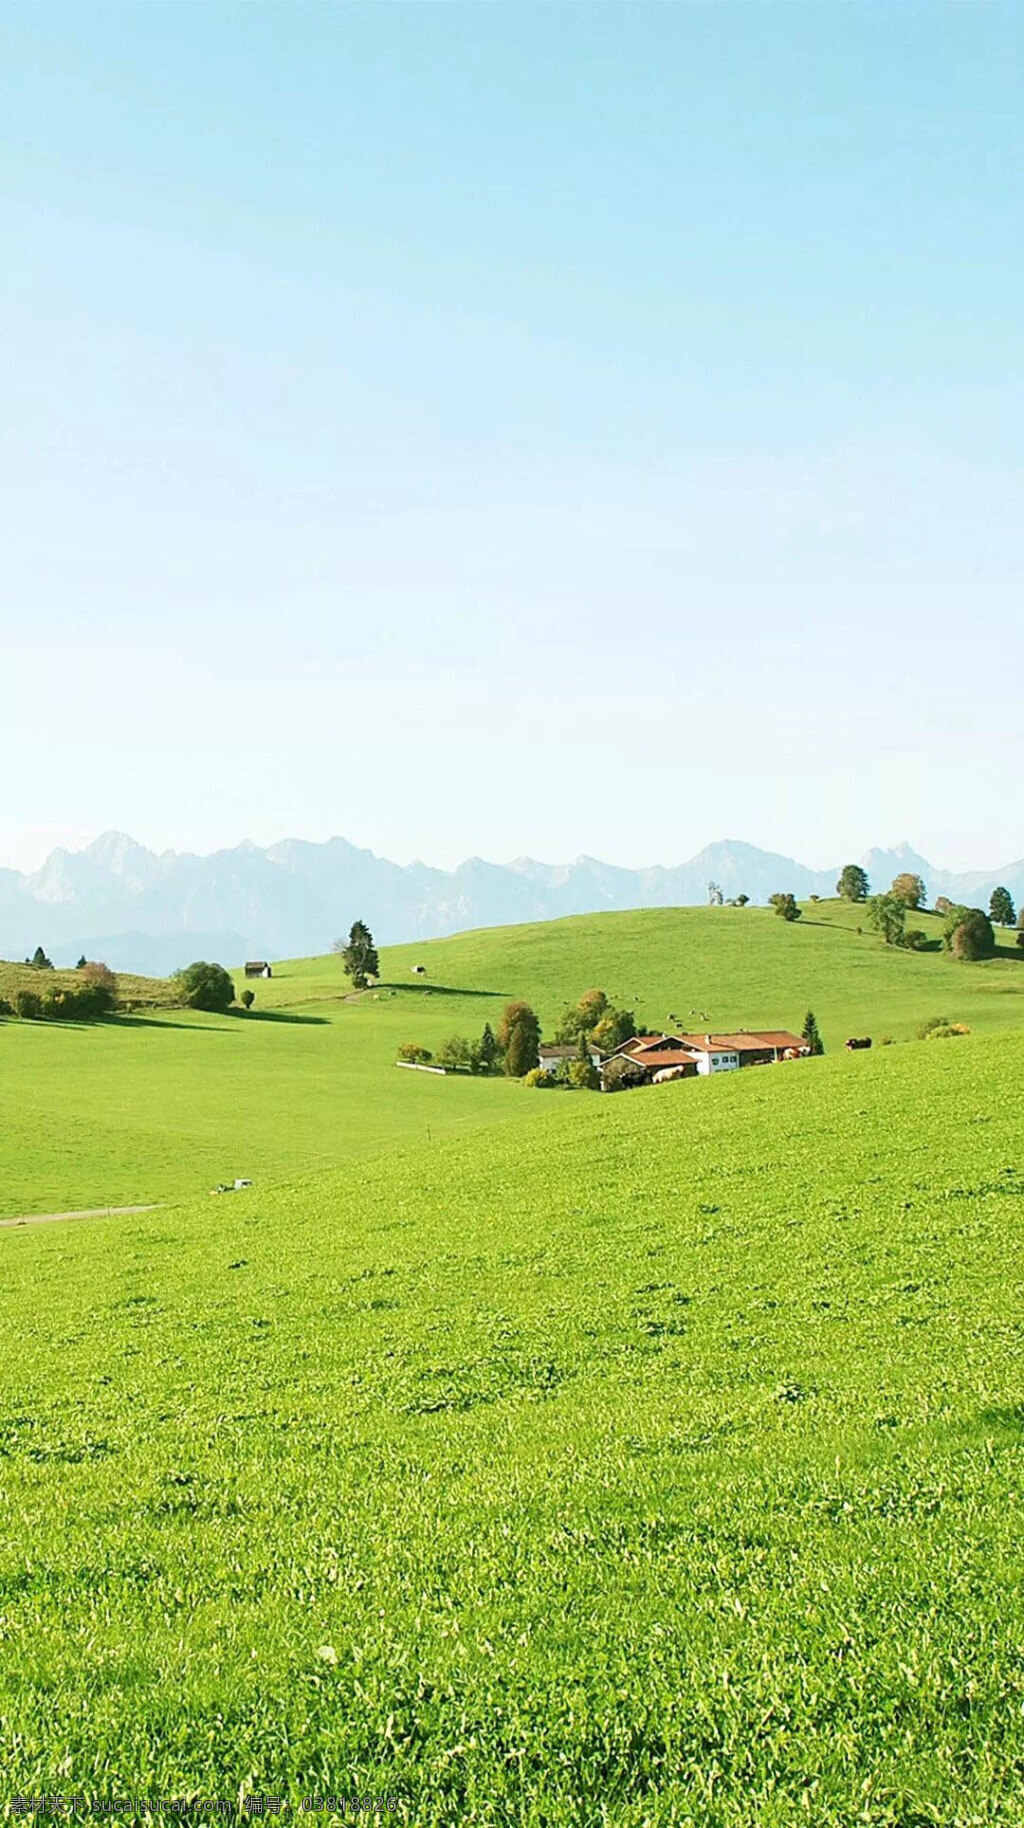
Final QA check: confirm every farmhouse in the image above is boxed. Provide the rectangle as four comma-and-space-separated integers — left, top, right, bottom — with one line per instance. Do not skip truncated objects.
675, 1031, 810, 1070
600, 1029, 810, 1087
244, 960, 273, 979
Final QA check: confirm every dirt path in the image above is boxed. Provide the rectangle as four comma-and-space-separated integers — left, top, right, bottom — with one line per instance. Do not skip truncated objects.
0, 1203, 156, 1230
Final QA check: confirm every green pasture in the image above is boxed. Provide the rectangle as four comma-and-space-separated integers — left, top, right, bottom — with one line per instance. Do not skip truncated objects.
1, 1031, 1021, 1819
0, 999, 529, 1219
1, 900, 1022, 1216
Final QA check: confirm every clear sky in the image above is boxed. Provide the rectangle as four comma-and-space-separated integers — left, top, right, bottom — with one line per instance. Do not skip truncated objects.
3, 1, 1021, 874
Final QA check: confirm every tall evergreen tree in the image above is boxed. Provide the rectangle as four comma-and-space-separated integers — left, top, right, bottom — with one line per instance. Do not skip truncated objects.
801, 1010, 824, 1055
339, 920, 380, 989
990, 886, 1015, 927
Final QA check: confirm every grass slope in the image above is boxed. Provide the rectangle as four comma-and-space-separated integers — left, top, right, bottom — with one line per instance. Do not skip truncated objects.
1, 900, 1021, 1217
0, 959, 178, 1010
1, 1032, 1022, 1820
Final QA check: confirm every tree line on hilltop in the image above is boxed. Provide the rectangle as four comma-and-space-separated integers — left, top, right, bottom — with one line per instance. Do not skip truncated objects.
765, 863, 1020, 959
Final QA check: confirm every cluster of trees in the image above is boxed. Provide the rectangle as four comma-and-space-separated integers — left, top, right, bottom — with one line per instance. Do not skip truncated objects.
24, 945, 55, 968
399, 1022, 500, 1074
867, 889, 998, 958
3, 961, 118, 1023
707, 882, 749, 907
333, 921, 380, 989
831, 865, 1018, 961
837, 865, 927, 908
399, 1004, 539, 1077
553, 987, 636, 1055
400, 987, 633, 1088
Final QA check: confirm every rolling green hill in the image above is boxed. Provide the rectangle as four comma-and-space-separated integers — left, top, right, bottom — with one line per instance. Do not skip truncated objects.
0, 957, 179, 1011
1, 1031, 1022, 1819
1, 900, 1021, 1217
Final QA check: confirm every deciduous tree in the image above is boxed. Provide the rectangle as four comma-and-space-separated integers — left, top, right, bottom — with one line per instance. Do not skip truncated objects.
499, 1000, 541, 1077
769, 893, 802, 922
891, 873, 926, 909
990, 886, 1016, 927
836, 865, 869, 902
176, 960, 236, 1012
868, 892, 907, 948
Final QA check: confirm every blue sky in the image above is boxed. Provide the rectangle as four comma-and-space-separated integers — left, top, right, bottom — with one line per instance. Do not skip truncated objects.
3, 2, 1021, 873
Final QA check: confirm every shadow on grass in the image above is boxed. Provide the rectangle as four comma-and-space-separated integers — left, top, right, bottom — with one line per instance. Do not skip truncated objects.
376, 981, 510, 1000
112, 1013, 232, 1033
229, 1008, 330, 1026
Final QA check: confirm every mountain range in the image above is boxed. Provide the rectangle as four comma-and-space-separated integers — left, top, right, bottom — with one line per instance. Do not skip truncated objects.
2, 833, 1020, 977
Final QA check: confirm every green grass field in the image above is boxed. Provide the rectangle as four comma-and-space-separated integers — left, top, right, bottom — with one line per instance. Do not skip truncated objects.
1, 1030, 1022, 1819
1, 901, 1021, 1217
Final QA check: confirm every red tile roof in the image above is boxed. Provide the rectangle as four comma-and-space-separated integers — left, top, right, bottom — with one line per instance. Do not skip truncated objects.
675, 1031, 808, 1054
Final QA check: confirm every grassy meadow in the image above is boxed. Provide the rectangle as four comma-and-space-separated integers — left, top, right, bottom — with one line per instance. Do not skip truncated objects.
1, 900, 1022, 1217
1, 1030, 1022, 1819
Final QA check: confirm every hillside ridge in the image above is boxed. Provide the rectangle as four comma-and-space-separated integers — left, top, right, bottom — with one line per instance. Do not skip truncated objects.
2, 831, 1021, 975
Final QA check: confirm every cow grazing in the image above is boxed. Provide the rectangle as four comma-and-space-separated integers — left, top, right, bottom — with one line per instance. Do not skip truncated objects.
845, 1036, 872, 1050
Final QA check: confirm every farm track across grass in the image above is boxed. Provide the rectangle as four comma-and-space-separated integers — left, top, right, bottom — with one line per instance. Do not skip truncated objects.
1, 1031, 1022, 1821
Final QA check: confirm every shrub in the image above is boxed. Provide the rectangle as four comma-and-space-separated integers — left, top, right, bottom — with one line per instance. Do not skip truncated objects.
241, 989, 255, 1011
567, 1057, 600, 1091
436, 1034, 472, 1071
0, 996, 13, 1017
878, 1034, 894, 1047
14, 990, 42, 1019
523, 1067, 555, 1089
78, 962, 117, 1013
926, 1023, 970, 1040
397, 1041, 432, 1064
917, 1015, 950, 1039
949, 909, 996, 962
175, 961, 236, 1012
903, 928, 927, 951
601, 1056, 645, 1093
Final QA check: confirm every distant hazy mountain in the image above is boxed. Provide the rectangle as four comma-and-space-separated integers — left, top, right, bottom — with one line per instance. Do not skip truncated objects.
1, 833, 1020, 976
